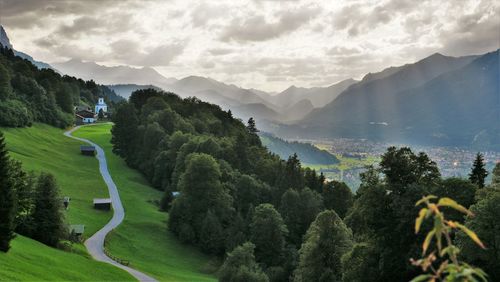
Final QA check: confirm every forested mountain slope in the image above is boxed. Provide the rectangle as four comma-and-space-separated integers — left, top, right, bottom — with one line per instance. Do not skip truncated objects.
0, 46, 120, 128
260, 133, 339, 165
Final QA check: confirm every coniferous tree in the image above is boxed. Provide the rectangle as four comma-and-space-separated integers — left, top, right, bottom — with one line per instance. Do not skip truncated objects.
277, 153, 305, 195
98, 108, 105, 119
219, 242, 269, 282
469, 152, 488, 188
492, 162, 500, 185
10, 161, 36, 237
294, 210, 353, 282
0, 62, 12, 100
111, 103, 139, 164
32, 173, 66, 247
322, 181, 353, 219
169, 153, 233, 244
0, 131, 16, 252
247, 117, 258, 133
225, 212, 248, 252
200, 210, 225, 255
457, 189, 500, 281
250, 203, 288, 267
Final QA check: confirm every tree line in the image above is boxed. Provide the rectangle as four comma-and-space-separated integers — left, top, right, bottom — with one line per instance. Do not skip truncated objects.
0, 46, 121, 128
111, 88, 500, 281
0, 132, 66, 252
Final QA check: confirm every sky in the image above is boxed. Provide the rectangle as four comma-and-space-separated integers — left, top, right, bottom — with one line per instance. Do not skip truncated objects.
0, 0, 498, 92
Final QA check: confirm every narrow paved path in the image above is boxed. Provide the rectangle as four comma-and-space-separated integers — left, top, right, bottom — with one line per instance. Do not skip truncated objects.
64, 125, 158, 282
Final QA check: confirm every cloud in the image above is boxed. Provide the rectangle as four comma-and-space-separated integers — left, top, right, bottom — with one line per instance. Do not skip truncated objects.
138, 44, 186, 66
219, 5, 320, 42
190, 2, 227, 27
0, 0, 136, 29
2, 0, 498, 92
207, 48, 234, 56
439, 1, 500, 55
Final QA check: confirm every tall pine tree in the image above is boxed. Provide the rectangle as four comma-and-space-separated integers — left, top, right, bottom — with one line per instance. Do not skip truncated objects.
0, 131, 16, 252
469, 153, 488, 188
247, 117, 258, 133
32, 173, 66, 247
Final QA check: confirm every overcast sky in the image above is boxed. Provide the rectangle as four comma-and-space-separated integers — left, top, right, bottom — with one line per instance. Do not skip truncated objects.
0, 0, 498, 92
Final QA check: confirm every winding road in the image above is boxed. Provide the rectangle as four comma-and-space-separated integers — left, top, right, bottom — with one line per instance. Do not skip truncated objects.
64, 126, 158, 282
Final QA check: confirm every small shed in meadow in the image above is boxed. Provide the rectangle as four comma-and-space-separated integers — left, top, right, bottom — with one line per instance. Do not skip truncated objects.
93, 198, 112, 210
69, 224, 85, 236
80, 145, 96, 156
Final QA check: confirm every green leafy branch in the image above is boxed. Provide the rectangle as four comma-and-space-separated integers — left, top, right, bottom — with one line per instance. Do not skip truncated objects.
411, 195, 487, 282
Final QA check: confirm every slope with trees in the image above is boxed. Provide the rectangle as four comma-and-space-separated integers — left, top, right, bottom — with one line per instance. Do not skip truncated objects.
0, 124, 134, 280
0, 46, 121, 128
260, 133, 339, 165
111, 88, 499, 281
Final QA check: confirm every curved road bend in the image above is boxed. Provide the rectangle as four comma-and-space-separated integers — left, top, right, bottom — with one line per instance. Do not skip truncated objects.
64, 125, 158, 282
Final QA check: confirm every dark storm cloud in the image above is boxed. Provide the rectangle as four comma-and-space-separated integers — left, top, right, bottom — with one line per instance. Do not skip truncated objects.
219, 5, 320, 42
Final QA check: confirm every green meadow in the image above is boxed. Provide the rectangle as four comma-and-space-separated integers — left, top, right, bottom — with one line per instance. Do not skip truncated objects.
0, 123, 134, 281
74, 123, 216, 281
0, 235, 134, 281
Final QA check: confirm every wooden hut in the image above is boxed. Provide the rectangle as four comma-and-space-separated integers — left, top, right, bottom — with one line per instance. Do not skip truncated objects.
69, 224, 85, 237
80, 145, 96, 156
93, 198, 112, 210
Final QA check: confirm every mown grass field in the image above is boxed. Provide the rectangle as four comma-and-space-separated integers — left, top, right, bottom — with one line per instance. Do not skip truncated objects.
0, 235, 134, 281
0, 123, 134, 281
74, 123, 216, 281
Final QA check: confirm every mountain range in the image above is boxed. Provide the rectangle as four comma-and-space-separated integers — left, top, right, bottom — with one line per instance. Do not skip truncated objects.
267, 50, 500, 150
2, 24, 498, 150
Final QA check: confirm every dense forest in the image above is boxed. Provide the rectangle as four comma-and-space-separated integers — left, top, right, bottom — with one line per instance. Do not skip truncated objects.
260, 132, 339, 165
111, 88, 500, 282
0, 46, 121, 128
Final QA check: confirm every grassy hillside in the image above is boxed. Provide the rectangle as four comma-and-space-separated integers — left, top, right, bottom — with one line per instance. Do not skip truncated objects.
2, 124, 111, 236
0, 123, 134, 281
74, 124, 216, 281
0, 235, 134, 281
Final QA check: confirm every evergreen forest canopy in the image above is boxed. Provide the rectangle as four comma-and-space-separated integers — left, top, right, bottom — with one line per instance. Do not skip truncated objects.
0, 46, 121, 128
111, 88, 500, 282
260, 132, 339, 165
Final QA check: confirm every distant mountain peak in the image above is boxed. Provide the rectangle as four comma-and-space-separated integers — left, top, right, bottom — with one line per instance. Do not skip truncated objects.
429, 52, 445, 58
0, 25, 13, 49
